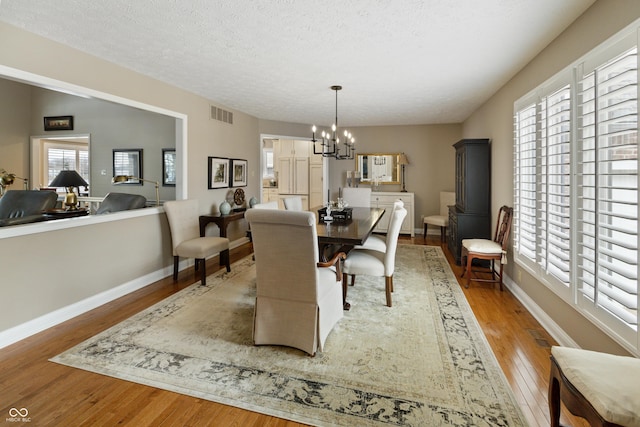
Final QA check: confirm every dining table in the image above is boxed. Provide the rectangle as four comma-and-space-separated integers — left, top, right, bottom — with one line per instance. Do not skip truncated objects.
312, 205, 386, 310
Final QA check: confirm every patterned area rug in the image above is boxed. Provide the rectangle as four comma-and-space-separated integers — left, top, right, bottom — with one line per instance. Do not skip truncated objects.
51, 245, 528, 426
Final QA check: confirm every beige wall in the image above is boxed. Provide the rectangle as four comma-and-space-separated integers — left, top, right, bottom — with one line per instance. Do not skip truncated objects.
0, 78, 31, 177
259, 120, 463, 229
0, 22, 259, 334
462, 0, 640, 355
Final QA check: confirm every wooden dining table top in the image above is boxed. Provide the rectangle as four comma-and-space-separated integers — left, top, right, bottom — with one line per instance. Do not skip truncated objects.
312, 206, 386, 246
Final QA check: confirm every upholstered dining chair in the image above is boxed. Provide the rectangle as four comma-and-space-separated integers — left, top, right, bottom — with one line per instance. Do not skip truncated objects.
253, 201, 279, 209
423, 191, 455, 242
549, 346, 640, 427
342, 206, 407, 307
341, 187, 371, 207
283, 196, 303, 211
354, 199, 404, 253
95, 192, 147, 214
246, 209, 345, 356
460, 205, 513, 290
164, 199, 230, 286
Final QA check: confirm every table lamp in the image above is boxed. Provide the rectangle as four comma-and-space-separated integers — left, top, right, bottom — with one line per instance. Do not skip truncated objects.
49, 170, 89, 210
112, 175, 160, 206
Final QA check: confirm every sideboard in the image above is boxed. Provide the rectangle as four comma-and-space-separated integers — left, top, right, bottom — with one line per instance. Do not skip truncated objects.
371, 191, 415, 236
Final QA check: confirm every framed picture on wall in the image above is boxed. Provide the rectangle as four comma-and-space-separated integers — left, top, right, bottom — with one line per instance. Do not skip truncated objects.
113, 149, 143, 184
230, 158, 247, 187
208, 156, 229, 189
162, 149, 176, 186
44, 115, 74, 131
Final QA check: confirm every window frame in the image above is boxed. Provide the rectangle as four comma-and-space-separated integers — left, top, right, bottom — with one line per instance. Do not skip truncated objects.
513, 21, 640, 355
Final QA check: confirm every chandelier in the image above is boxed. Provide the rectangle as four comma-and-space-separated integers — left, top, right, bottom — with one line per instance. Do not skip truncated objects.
312, 85, 355, 160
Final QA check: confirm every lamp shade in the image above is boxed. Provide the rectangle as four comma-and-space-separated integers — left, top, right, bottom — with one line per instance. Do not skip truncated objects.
398, 153, 410, 165
49, 170, 89, 188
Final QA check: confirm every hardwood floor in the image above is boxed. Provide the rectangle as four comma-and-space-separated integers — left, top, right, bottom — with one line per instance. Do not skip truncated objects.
0, 236, 589, 426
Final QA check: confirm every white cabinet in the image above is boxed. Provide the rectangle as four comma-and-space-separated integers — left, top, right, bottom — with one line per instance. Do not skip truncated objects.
309, 163, 324, 208
263, 188, 279, 204
277, 139, 310, 158
278, 157, 309, 195
371, 191, 415, 236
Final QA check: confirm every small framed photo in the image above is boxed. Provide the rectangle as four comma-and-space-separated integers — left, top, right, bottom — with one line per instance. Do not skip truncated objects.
44, 116, 74, 131
162, 149, 176, 187
208, 156, 229, 189
113, 148, 143, 184
231, 159, 248, 187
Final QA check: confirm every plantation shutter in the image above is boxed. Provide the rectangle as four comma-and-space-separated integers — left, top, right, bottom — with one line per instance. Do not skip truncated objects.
539, 86, 572, 286
514, 104, 537, 263
577, 47, 638, 327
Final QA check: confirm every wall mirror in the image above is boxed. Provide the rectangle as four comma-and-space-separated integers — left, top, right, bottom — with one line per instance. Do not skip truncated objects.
355, 153, 401, 185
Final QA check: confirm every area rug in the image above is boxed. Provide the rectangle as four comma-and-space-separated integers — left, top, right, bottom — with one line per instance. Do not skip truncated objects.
51, 245, 528, 426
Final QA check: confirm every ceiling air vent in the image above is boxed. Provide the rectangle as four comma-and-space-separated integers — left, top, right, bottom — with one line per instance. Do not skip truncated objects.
210, 105, 234, 125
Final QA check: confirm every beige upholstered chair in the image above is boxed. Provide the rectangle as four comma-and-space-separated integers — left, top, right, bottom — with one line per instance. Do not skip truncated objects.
253, 201, 279, 209
283, 196, 303, 211
460, 205, 513, 290
549, 346, 640, 427
341, 187, 371, 207
423, 191, 455, 241
355, 199, 404, 253
245, 209, 345, 356
342, 206, 407, 307
164, 199, 230, 286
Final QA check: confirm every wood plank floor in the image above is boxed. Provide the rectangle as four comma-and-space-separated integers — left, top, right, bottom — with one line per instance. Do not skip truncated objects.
0, 236, 589, 426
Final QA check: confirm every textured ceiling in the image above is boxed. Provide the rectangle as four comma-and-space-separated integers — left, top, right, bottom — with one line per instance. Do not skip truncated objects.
0, 0, 595, 126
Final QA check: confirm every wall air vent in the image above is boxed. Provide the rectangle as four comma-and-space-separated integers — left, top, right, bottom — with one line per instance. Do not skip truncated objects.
210, 105, 234, 125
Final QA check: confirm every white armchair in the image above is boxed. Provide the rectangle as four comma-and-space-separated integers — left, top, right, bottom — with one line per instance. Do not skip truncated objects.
342, 206, 407, 307
423, 191, 455, 242
283, 196, 303, 211
245, 209, 345, 356
355, 199, 404, 253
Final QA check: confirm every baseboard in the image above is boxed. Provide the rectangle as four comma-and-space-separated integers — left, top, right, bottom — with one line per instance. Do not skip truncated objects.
502, 274, 579, 349
0, 237, 250, 350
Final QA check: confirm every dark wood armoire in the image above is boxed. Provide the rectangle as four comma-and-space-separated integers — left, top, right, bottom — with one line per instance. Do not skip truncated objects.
448, 139, 491, 264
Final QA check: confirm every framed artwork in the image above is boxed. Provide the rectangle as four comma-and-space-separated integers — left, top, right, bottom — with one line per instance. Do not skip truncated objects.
230, 158, 248, 187
208, 156, 229, 189
44, 115, 74, 131
113, 149, 143, 184
162, 148, 176, 186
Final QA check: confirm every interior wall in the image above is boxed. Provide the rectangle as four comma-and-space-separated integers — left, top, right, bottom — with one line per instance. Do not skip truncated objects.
0, 78, 30, 178
0, 21, 259, 336
259, 119, 463, 229
29, 86, 177, 201
462, 0, 640, 355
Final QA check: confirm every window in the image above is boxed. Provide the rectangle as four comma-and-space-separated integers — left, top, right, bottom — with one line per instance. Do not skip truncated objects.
43, 140, 89, 189
514, 24, 639, 354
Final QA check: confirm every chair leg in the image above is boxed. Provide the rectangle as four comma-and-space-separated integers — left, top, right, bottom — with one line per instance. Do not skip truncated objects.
498, 262, 504, 291
423, 223, 427, 240
440, 226, 445, 242
222, 249, 231, 272
341, 273, 350, 311
385, 276, 393, 307
200, 258, 207, 286
549, 358, 562, 427
350, 274, 355, 286
173, 256, 179, 281
464, 255, 473, 288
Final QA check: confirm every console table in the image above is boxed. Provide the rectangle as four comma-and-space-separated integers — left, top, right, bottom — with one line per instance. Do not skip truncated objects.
199, 209, 246, 267
199, 209, 246, 238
